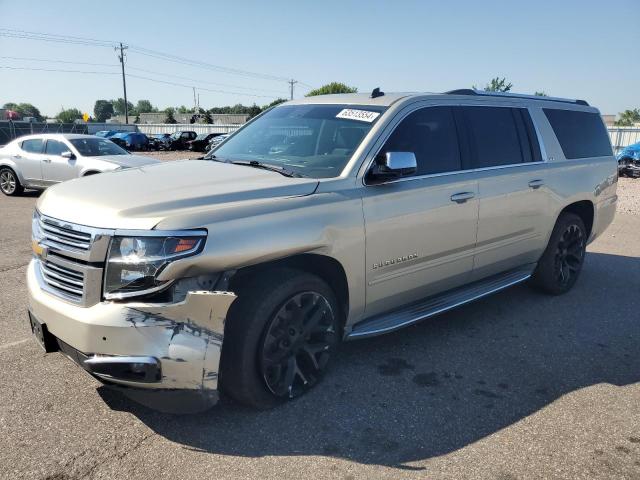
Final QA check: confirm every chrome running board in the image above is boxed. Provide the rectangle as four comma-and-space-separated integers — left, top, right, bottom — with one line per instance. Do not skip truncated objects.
347, 265, 535, 339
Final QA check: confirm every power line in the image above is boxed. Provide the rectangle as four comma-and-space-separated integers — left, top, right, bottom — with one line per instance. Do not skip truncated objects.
0, 56, 288, 95
0, 65, 120, 75
0, 55, 118, 68
0, 65, 279, 99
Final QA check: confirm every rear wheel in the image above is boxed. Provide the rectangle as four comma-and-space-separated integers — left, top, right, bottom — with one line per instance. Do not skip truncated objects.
220, 268, 341, 409
529, 212, 587, 295
0, 168, 24, 196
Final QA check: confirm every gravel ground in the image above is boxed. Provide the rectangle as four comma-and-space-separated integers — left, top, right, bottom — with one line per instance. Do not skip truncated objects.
616, 177, 640, 216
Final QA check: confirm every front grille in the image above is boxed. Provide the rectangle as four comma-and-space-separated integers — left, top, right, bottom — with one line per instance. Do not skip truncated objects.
39, 217, 92, 251
40, 260, 85, 302
35, 213, 113, 306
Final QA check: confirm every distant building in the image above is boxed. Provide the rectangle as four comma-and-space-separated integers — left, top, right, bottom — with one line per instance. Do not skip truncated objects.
107, 113, 249, 125
601, 114, 616, 127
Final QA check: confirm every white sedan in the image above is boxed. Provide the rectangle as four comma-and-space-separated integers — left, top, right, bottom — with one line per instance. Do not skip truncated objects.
0, 134, 160, 196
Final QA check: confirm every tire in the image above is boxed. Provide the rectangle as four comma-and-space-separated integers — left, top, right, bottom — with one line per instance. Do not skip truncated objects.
529, 212, 587, 295
0, 167, 24, 196
220, 268, 341, 409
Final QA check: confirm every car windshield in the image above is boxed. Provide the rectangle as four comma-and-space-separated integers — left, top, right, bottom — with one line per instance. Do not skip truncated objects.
208, 104, 386, 178
170, 132, 181, 139
69, 138, 129, 156
195, 134, 209, 140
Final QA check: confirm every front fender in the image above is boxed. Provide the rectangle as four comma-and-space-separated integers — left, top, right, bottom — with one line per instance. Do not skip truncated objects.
0, 157, 26, 184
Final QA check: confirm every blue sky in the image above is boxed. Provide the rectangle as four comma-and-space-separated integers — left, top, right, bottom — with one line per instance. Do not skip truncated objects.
0, 0, 638, 117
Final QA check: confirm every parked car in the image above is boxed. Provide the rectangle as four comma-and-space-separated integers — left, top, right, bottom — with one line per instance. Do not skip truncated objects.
26, 91, 617, 412
168, 130, 197, 150
148, 133, 172, 151
187, 133, 220, 152
95, 130, 125, 138
110, 132, 150, 151
205, 133, 229, 152
0, 134, 160, 195
616, 141, 640, 178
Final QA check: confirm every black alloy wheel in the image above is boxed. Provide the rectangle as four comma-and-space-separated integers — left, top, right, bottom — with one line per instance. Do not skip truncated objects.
554, 223, 585, 288
259, 291, 337, 399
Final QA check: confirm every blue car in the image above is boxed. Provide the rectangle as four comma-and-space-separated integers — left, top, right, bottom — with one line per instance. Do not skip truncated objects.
617, 141, 640, 178
109, 132, 149, 151
95, 130, 124, 138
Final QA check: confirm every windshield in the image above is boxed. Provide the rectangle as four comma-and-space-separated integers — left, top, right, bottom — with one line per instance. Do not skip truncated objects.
69, 138, 129, 156
170, 132, 181, 139
195, 134, 209, 140
209, 104, 386, 178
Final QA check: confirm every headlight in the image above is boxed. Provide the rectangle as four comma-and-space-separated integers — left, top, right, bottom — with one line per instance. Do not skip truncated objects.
104, 232, 206, 299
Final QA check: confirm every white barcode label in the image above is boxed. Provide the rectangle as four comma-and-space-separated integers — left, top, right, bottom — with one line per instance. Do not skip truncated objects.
336, 109, 380, 123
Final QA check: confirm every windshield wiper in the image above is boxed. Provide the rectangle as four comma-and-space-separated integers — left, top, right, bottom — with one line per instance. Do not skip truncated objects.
227, 160, 305, 178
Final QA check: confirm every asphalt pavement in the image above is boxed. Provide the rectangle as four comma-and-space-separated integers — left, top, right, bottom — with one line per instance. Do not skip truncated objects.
0, 191, 638, 480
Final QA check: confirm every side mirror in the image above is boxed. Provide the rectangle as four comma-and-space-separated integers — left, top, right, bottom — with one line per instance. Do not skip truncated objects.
369, 152, 417, 182
61, 151, 75, 160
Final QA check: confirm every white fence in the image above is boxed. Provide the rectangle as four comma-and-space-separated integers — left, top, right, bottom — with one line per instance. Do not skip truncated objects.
608, 127, 640, 153
136, 123, 242, 135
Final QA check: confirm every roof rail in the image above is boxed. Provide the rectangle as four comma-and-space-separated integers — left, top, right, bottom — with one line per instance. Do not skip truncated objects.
444, 89, 589, 107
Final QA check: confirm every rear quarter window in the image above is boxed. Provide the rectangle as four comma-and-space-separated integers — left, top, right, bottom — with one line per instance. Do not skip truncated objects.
543, 109, 612, 159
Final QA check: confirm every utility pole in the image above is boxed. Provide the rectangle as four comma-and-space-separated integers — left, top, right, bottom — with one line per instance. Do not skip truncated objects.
289, 79, 298, 100
193, 87, 197, 113
116, 43, 129, 123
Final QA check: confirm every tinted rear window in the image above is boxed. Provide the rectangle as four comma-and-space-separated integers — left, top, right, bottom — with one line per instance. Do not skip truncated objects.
543, 109, 612, 159
21, 139, 43, 153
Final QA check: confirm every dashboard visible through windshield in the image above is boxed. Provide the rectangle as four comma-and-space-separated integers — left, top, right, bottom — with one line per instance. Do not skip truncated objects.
208, 104, 386, 178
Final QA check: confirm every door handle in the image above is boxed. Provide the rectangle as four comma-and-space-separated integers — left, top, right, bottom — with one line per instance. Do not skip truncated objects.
43, 158, 52, 163
528, 179, 544, 189
450, 192, 475, 204
13, 155, 21, 159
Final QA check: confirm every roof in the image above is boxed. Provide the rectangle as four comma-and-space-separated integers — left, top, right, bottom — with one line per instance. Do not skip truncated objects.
11, 133, 100, 141
285, 90, 592, 109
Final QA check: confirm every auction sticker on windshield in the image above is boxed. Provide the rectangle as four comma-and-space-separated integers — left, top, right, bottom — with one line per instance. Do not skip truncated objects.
336, 109, 380, 123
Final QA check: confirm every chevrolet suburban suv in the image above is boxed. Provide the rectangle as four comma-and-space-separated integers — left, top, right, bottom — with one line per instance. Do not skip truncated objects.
27, 90, 618, 410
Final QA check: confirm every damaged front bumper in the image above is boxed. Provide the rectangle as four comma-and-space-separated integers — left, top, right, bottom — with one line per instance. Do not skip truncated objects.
27, 259, 236, 403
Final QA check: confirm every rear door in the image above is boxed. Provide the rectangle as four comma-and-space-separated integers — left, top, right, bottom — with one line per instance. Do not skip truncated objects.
42, 139, 78, 183
17, 138, 45, 184
461, 105, 551, 280
362, 105, 479, 316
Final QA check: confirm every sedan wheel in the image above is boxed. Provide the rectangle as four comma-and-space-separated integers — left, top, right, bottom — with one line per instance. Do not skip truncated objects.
0, 168, 23, 196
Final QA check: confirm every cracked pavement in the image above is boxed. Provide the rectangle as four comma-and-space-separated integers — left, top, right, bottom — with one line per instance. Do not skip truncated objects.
0, 182, 639, 479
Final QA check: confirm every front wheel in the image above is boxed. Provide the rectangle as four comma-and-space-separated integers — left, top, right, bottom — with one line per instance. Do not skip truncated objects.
220, 268, 341, 409
529, 212, 587, 295
0, 167, 24, 196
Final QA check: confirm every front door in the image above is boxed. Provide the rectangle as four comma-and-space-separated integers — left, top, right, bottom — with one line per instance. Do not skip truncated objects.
42, 139, 78, 184
362, 106, 479, 317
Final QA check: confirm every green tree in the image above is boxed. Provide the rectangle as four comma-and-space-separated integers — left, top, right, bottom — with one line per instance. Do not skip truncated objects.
202, 111, 213, 124
56, 108, 83, 123
93, 100, 114, 122
473, 77, 513, 92
262, 98, 287, 110
3, 103, 44, 121
177, 105, 191, 114
615, 109, 640, 126
135, 99, 156, 113
112, 98, 135, 116
534, 91, 548, 97
306, 82, 358, 97
164, 107, 177, 124
247, 103, 262, 118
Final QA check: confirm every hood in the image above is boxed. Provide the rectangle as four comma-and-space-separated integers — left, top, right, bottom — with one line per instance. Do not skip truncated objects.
98, 154, 162, 168
37, 160, 319, 229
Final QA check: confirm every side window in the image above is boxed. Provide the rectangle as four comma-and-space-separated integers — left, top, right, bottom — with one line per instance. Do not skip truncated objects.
20, 139, 44, 154
45, 140, 68, 156
380, 106, 461, 176
463, 106, 524, 168
543, 108, 612, 159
